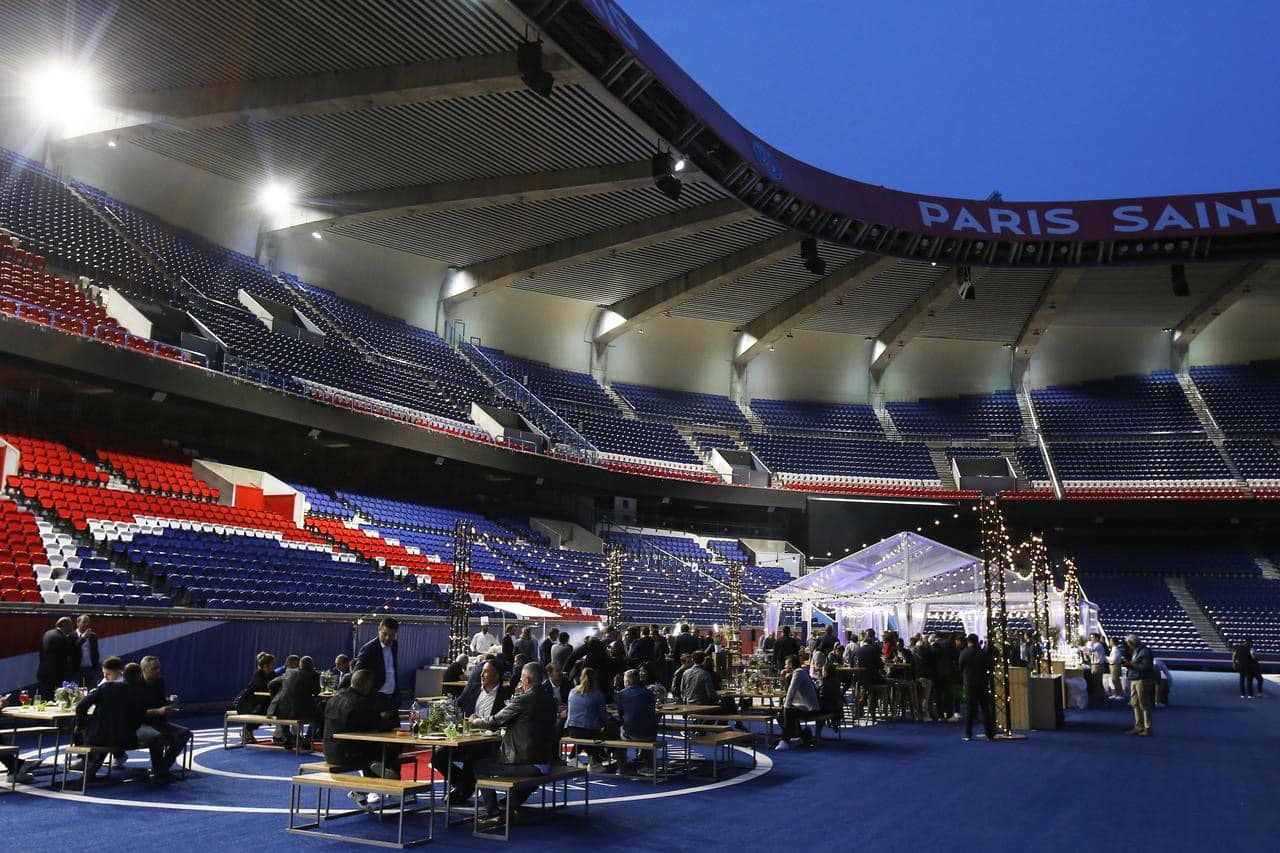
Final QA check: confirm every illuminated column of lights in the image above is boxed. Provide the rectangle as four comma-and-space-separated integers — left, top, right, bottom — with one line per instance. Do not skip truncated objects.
727, 561, 744, 678
1027, 532, 1054, 676
1063, 557, 1081, 642
449, 521, 475, 661
980, 497, 1016, 733
605, 545, 624, 628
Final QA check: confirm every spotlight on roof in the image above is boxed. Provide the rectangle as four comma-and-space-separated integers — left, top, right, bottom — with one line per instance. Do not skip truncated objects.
517, 41, 554, 99
311, 231, 323, 240
1171, 264, 1190, 297
957, 265, 976, 301
257, 180, 295, 215
651, 152, 683, 201
26, 61, 97, 125
673, 156, 688, 173
800, 237, 826, 276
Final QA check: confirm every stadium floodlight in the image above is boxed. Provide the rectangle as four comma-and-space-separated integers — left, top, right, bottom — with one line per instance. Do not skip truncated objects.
517, 41, 554, 99
311, 231, 323, 240
1170, 264, 1190, 297
673, 156, 688, 172
26, 61, 96, 123
957, 265, 976, 300
651, 152, 683, 201
257, 180, 295, 216
800, 237, 826, 276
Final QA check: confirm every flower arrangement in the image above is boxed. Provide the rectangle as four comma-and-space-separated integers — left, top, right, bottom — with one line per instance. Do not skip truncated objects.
423, 698, 463, 735
54, 680, 79, 709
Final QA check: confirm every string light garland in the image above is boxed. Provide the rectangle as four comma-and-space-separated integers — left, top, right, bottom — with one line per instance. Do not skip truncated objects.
979, 497, 1017, 736
727, 560, 744, 680
449, 520, 475, 661
1063, 557, 1081, 642
605, 544, 623, 628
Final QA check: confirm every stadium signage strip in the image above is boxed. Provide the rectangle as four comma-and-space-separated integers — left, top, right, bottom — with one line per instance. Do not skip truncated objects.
580, 0, 1280, 243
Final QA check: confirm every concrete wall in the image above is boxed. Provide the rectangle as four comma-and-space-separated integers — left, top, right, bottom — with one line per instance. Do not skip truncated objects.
1188, 297, 1280, 367
1027, 325, 1174, 388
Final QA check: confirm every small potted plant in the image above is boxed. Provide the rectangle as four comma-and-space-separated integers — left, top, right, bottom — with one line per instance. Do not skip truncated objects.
54, 680, 78, 710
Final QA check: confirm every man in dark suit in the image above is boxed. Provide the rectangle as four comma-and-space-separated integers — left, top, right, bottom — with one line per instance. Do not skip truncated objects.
268, 655, 323, 746
322, 670, 400, 794
772, 625, 800, 672
816, 625, 838, 654
334, 654, 352, 690
436, 659, 511, 804
37, 617, 77, 698
538, 628, 558, 666
542, 662, 571, 706
470, 662, 560, 826
613, 668, 658, 773
353, 617, 400, 726
74, 614, 100, 686
958, 634, 995, 741
73, 656, 144, 780
500, 624, 518, 664
672, 624, 701, 660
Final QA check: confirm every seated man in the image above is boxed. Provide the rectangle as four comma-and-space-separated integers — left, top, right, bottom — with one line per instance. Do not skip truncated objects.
680, 652, 737, 720
776, 655, 820, 750
469, 662, 560, 827
443, 654, 469, 684
612, 668, 658, 774
334, 654, 352, 690
269, 655, 323, 747
74, 656, 146, 780
133, 655, 192, 781
323, 670, 400, 810
432, 659, 510, 804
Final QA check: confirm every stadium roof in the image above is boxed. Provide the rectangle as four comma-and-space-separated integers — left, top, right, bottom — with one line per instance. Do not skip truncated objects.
6, 0, 1280, 358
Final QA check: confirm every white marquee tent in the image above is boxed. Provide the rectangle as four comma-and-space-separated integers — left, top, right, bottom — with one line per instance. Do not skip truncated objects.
764, 533, 1097, 641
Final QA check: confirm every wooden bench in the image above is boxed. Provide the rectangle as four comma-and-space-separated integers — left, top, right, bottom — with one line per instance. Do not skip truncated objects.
61, 744, 134, 793
288, 771, 437, 848
223, 712, 305, 753
472, 764, 588, 841
660, 721, 730, 734
560, 735, 667, 784
688, 730, 756, 780
689, 711, 777, 741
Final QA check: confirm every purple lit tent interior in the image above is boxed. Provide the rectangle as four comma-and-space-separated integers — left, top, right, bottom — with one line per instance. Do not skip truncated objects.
764, 533, 1097, 643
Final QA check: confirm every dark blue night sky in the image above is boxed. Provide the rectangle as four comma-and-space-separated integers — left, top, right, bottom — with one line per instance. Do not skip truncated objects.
619, 1, 1280, 201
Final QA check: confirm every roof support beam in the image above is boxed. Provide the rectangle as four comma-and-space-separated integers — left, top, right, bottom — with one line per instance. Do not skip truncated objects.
443, 198, 753, 304
55, 51, 587, 147
869, 267, 965, 379
596, 231, 803, 350
1173, 261, 1280, 349
271, 160, 698, 234
1012, 269, 1083, 364
732, 254, 897, 365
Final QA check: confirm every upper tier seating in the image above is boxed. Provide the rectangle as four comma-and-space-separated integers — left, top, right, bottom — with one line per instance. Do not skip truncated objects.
293, 484, 354, 519
1013, 446, 1050, 482
602, 530, 714, 562
707, 539, 750, 563
565, 409, 701, 465
1049, 440, 1233, 483
76, 183, 297, 307
747, 434, 937, 480
478, 348, 616, 411
337, 492, 514, 540
0, 148, 168, 296
1079, 575, 1207, 652
289, 278, 490, 409
1186, 577, 1280, 654
750, 398, 882, 435
887, 390, 1023, 438
1070, 539, 1259, 577
1, 250, 121, 334
1190, 361, 1280, 437
612, 383, 748, 429
692, 432, 740, 454
1031, 372, 1201, 436
1, 428, 109, 485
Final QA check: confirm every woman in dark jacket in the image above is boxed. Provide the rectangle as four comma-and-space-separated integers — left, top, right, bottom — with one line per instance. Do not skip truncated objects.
235, 652, 275, 743
816, 661, 844, 738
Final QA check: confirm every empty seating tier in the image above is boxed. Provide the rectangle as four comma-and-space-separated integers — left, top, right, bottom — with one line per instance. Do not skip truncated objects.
750, 398, 882, 435
887, 390, 1023, 439
1031, 372, 1201, 436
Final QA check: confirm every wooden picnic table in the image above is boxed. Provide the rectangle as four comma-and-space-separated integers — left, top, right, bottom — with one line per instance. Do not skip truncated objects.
3, 704, 77, 788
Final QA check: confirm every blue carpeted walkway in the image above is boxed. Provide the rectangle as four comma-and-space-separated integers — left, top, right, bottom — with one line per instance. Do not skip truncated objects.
3, 672, 1276, 851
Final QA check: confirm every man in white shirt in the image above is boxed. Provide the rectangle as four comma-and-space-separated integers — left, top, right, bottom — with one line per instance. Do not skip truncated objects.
776, 655, 820, 750
353, 617, 400, 725
1088, 632, 1108, 698
1107, 637, 1126, 699
434, 660, 510, 804
471, 624, 494, 656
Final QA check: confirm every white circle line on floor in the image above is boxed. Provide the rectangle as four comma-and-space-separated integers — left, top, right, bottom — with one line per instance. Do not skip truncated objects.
12, 727, 774, 813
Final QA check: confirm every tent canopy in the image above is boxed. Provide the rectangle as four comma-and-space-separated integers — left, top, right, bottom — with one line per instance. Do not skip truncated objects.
483, 601, 560, 619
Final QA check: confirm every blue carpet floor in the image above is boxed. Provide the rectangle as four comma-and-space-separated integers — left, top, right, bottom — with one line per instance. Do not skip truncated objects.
3, 672, 1276, 852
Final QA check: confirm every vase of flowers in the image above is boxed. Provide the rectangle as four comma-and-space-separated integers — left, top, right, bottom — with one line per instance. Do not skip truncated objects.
424, 698, 463, 735
54, 680, 78, 709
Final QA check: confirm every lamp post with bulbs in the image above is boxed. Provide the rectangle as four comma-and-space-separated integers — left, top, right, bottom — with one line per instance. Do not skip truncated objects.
449, 521, 475, 661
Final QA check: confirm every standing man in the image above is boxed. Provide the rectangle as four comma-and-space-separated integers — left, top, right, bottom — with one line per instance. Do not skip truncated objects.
1125, 634, 1155, 736
501, 624, 518, 664
471, 622, 494, 656
1087, 632, 1108, 699
37, 616, 77, 698
469, 662, 560, 828
771, 625, 800, 672
672, 624, 701, 659
539, 628, 559, 666
1233, 638, 1261, 699
354, 617, 400, 727
1108, 637, 1126, 699
74, 614, 100, 686
958, 634, 995, 741
551, 632, 573, 672
816, 625, 837, 654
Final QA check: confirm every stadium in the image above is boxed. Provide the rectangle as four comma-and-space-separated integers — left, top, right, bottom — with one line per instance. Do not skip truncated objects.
0, 0, 1276, 849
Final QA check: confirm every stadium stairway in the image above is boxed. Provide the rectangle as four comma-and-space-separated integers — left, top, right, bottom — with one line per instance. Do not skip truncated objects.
927, 443, 957, 489
1165, 577, 1231, 652
736, 398, 764, 432
1248, 546, 1280, 580
599, 382, 638, 419
1177, 370, 1254, 497
874, 407, 902, 440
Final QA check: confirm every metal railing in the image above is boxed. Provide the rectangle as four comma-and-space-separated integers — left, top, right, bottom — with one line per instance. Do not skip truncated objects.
0, 295, 208, 368
447, 320, 597, 464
